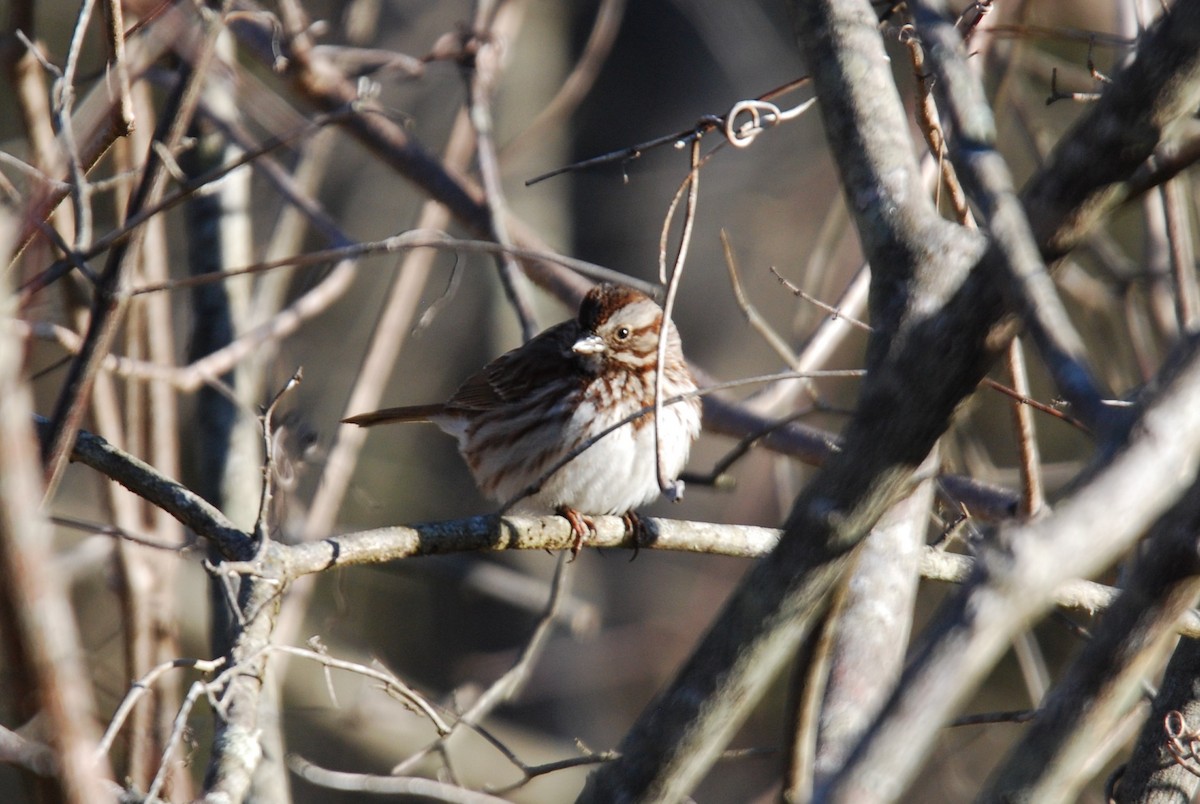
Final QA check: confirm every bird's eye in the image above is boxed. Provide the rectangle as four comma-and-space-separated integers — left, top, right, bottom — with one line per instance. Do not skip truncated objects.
616, 327, 631, 340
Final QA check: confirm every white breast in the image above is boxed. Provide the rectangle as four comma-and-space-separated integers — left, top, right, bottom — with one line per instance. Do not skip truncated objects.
516, 393, 701, 515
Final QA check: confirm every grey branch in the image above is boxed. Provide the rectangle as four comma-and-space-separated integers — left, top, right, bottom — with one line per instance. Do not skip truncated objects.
823, 335, 1200, 801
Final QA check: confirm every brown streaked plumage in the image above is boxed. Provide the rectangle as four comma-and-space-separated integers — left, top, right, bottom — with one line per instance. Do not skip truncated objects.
344, 283, 702, 554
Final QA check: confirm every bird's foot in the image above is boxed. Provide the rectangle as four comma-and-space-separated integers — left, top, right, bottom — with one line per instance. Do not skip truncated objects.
623, 511, 649, 561
558, 506, 595, 561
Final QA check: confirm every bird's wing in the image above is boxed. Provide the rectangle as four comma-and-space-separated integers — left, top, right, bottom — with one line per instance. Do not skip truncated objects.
447, 321, 581, 412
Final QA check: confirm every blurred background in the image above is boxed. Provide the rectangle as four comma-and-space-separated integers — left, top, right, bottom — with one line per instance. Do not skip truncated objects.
1, 0, 1157, 800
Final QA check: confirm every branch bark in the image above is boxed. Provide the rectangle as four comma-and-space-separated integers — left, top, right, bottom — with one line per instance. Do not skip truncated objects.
823, 334, 1200, 802
578, 0, 993, 796
0, 228, 112, 802
577, 0, 1200, 799
979, 467, 1200, 801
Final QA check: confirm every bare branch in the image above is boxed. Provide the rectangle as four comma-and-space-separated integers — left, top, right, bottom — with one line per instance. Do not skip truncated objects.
980, 466, 1200, 801
914, 0, 1120, 434
287, 754, 513, 802
825, 335, 1200, 801
0, 240, 111, 803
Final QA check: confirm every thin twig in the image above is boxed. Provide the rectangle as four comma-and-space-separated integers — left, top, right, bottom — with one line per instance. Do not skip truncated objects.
525, 76, 813, 185
978, 24, 1133, 48
950, 708, 1038, 727
462, 552, 573, 722
393, 552, 575, 774
41, 0, 237, 500
96, 657, 226, 760
904, 26, 974, 225
50, 514, 188, 552
489, 751, 618, 795
53, 0, 98, 252
288, 754, 512, 802
1006, 337, 1045, 515
653, 137, 702, 497
20, 107, 355, 300
915, 0, 1121, 435
250, 370, 303, 561
683, 408, 816, 490
270, 645, 450, 735
1161, 177, 1200, 332
102, 0, 135, 134
770, 266, 873, 333
466, 9, 540, 341
127, 230, 655, 296
980, 377, 1089, 431
500, 0, 627, 163
722, 230, 801, 367
142, 692, 200, 802
1046, 67, 1104, 105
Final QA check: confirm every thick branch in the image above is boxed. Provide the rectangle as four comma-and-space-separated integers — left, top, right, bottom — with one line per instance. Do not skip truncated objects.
980, 468, 1200, 802
914, 0, 1118, 432
200, 572, 283, 802
577, 0, 991, 798
0, 255, 111, 802
808, 466, 934, 789
823, 335, 1200, 802
1117, 637, 1200, 803
578, 0, 1200, 799
1022, 1, 1200, 259
34, 414, 1170, 635
35, 418, 252, 558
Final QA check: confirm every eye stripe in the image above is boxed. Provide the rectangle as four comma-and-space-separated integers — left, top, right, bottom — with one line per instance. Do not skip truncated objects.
613, 322, 658, 339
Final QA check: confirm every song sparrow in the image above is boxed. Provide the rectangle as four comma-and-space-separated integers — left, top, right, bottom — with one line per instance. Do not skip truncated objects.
344, 282, 702, 554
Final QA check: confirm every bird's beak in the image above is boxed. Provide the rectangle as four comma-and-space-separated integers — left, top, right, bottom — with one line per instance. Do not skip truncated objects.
572, 333, 606, 355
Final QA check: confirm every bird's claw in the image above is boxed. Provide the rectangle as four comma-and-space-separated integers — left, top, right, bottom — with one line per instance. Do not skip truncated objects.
623, 512, 651, 561
559, 506, 595, 561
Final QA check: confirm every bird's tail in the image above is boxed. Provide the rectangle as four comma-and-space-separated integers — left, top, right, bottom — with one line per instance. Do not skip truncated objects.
342, 404, 446, 427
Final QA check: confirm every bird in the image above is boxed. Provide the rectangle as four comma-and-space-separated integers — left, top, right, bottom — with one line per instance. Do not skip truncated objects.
344, 282, 702, 555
